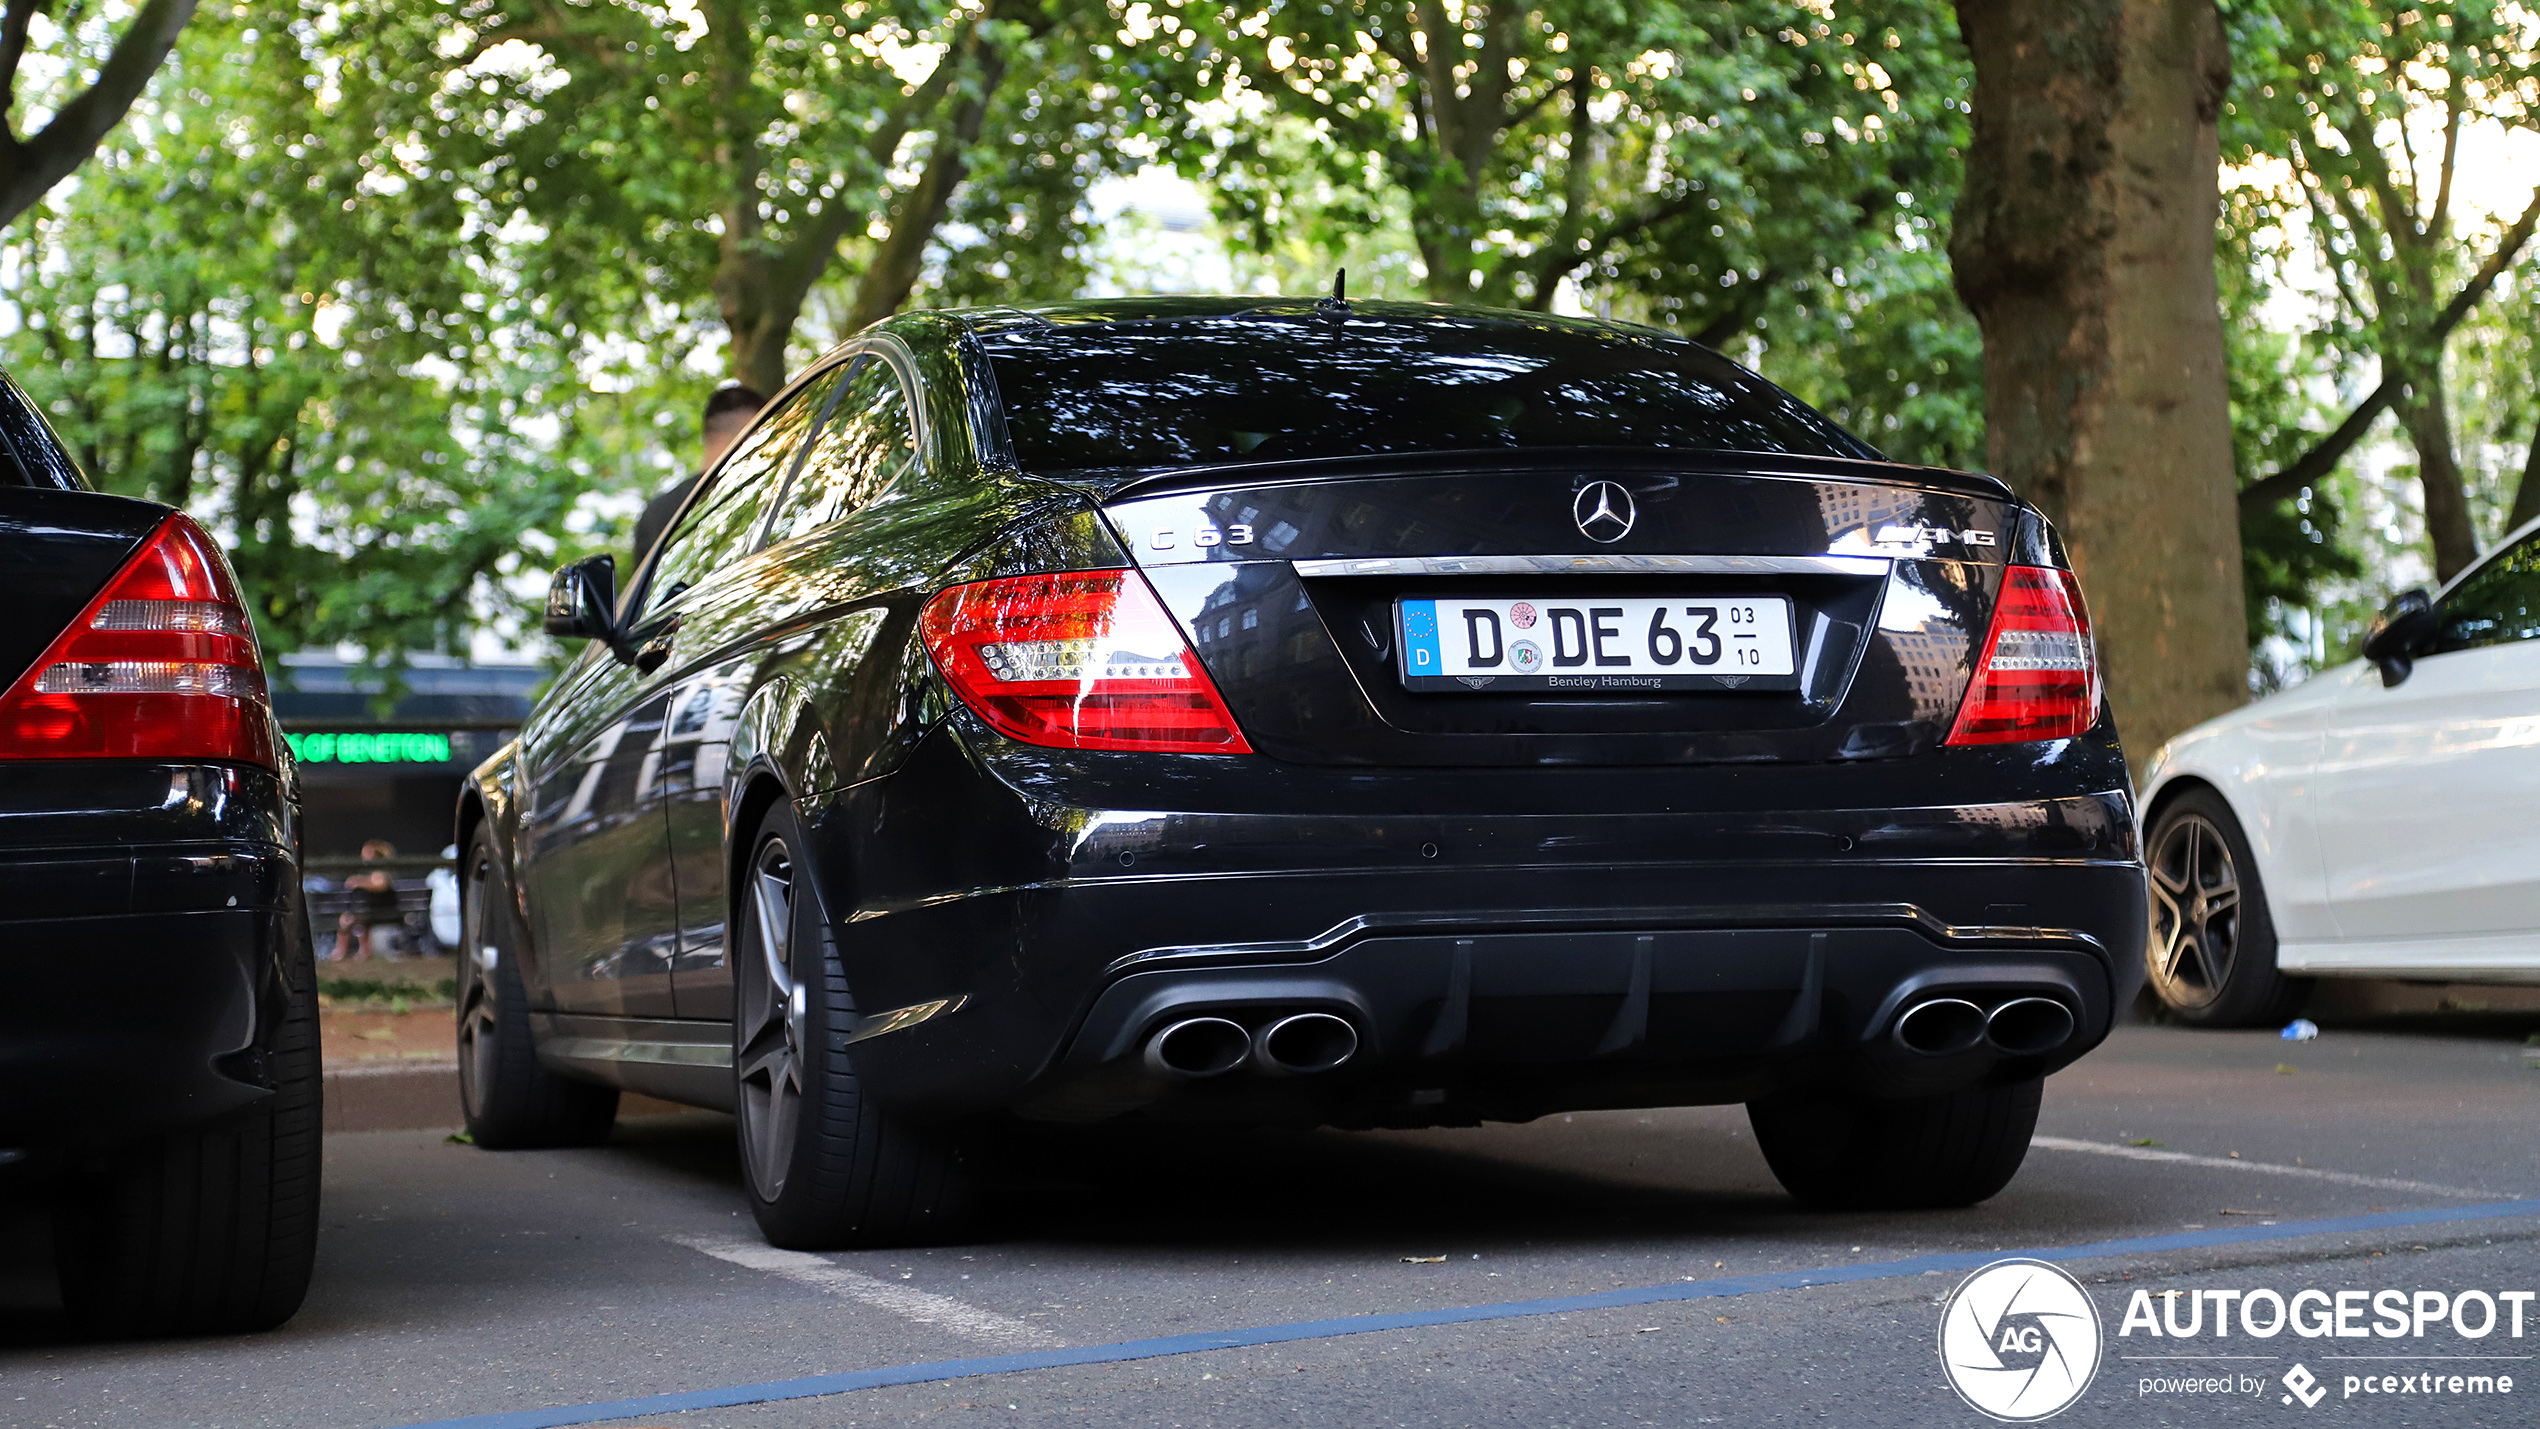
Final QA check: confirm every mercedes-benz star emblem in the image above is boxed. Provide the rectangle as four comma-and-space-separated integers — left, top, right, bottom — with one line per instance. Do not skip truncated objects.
1573, 481, 1637, 543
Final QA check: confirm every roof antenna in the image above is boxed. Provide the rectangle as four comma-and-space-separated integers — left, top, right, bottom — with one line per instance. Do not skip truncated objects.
1317, 267, 1350, 315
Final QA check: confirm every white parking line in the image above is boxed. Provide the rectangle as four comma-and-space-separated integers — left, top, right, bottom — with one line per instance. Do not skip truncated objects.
670, 1235, 1063, 1349
2031, 1137, 2496, 1200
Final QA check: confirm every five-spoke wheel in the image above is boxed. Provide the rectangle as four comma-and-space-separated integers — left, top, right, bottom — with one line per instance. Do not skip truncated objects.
732, 801, 977, 1249
2142, 788, 2304, 1026
736, 836, 809, 1204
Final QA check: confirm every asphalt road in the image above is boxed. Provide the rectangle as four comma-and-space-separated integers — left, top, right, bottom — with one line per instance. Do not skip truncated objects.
4, 1023, 2536, 1429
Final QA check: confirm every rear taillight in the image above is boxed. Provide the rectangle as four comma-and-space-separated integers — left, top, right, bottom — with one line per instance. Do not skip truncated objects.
1946, 565, 2099, 746
0, 512, 277, 766
919, 571, 1251, 754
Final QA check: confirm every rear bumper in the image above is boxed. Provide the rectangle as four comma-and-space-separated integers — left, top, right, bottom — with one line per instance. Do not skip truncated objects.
0, 763, 302, 1147
802, 736, 2147, 1125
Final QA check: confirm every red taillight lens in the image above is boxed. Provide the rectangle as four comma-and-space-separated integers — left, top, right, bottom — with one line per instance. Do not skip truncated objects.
1946, 565, 2100, 746
919, 571, 1251, 754
0, 512, 276, 766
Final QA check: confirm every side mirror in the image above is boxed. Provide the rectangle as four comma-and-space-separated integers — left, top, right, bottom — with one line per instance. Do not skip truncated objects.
543, 556, 631, 660
2360, 587, 2439, 687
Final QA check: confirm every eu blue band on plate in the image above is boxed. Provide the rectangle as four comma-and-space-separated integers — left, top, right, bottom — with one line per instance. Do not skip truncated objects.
1400, 600, 1442, 673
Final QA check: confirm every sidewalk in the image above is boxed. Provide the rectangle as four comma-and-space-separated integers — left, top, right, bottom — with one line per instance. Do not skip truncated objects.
317, 959, 682, 1131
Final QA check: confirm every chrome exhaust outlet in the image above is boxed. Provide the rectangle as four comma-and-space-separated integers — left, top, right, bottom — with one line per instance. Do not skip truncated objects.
1253, 1013, 1359, 1076
1892, 998, 1987, 1056
1986, 997, 2076, 1056
1142, 1017, 1251, 1078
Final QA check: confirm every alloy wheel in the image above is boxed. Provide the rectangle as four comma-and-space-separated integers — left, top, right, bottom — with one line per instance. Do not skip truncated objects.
456, 848, 500, 1121
2147, 812, 2242, 1009
735, 836, 807, 1202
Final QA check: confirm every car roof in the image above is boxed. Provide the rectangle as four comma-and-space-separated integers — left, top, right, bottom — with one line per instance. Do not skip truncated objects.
953, 296, 1689, 346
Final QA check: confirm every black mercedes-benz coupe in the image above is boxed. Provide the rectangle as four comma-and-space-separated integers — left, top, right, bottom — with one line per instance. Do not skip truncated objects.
461, 298, 2146, 1246
0, 372, 320, 1334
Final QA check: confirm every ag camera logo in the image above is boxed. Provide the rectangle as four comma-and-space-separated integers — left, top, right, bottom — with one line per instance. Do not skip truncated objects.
1940, 1259, 2103, 1421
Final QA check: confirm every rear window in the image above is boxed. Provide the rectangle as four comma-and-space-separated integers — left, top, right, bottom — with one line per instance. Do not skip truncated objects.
978, 309, 1873, 473
0, 371, 86, 489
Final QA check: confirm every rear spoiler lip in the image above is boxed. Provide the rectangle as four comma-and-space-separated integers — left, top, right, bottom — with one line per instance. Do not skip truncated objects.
1063, 447, 2016, 507
1289, 553, 1893, 579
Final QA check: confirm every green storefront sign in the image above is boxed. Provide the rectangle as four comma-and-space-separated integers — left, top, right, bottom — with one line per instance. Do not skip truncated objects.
284, 730, 455, 765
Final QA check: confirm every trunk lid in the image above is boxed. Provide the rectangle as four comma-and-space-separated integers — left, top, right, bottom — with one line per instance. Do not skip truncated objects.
1099, 452, 2023, 766
0, 487, 166, 696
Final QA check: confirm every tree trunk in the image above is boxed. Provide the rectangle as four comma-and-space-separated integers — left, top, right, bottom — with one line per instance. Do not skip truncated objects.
2390, 368, 2479, 581
1949, 0, 2247, 773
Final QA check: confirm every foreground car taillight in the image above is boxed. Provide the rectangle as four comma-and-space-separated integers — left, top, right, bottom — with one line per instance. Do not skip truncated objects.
919, 570, 1251, 754
0, 511, 277, 766
1946, 565, 2099, 746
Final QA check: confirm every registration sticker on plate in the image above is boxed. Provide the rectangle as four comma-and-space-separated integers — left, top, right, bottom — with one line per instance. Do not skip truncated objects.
1395, 595, 1800, 692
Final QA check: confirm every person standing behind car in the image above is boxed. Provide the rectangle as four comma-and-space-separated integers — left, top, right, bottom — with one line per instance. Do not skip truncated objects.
632, 383, 765, 566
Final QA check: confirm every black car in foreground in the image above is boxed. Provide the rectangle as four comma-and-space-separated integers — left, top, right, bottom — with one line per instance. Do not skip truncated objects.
0, 374, 319, 1334
462, 298, 2146, 1246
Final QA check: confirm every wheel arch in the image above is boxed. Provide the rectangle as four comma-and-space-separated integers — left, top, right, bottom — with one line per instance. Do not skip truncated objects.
2140, 771, 2227, 832
725, 763, 797, 940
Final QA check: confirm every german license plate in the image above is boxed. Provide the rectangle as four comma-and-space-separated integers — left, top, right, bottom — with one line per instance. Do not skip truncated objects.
1395, 595, 1799, 692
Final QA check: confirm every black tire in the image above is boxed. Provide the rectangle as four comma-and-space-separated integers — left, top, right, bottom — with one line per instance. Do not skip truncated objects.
1747, 1077, 2042, 1211
52, 900, 324, 1336
734, 801, 974, 1249
457, 825, 619, 1149
2143, 787, 2308, 1028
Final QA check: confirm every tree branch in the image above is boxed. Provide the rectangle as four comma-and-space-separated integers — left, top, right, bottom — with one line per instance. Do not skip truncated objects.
2238, 185, 2540, 515
2430, 68, 2462, 241
1521, 66, 1595, 313
760, 50, 963, 314
0, 0, 198, 226
842, 34, 1007, 334
0, 0, 45, 129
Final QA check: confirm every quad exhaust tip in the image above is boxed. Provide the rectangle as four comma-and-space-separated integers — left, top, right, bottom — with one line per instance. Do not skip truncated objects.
1143, 1017, 1251, 1078
1985, 997, 2076, 1056
1891, 996, 2077, 1056
1892, 998, 1987, 1056
1253, 1012, 1360, 1076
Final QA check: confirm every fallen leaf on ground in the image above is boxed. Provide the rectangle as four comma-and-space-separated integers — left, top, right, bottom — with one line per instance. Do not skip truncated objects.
357, 1028, 395, 1040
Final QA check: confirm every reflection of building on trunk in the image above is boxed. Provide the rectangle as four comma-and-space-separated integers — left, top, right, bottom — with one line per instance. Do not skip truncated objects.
276, 654, 540, 958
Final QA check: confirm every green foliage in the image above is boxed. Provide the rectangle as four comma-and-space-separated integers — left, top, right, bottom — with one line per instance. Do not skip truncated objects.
2, 6, 621, 669
1182, 0, 1973, 345
1761, 242, 1985, 469
2224, 0, 2540, 588
35, 0, 2521, 691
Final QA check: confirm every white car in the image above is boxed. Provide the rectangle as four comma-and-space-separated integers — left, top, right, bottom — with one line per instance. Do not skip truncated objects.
2137, 516, 2540, 1024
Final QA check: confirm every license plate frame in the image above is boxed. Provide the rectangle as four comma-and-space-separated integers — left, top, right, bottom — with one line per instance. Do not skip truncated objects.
1394, 593, 1801, 693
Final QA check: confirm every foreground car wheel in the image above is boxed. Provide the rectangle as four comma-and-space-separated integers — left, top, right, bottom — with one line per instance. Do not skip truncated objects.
2144, 789, 2306, 1028
52, 906, 324, 1337
736, 804, 973, 1249
457, 827, 619, 1148
1747, 1078, 2041, 1210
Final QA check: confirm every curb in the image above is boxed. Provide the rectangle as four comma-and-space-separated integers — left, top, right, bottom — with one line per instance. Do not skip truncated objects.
321, 1062, 693, 1133
325, 1061, 462, 1133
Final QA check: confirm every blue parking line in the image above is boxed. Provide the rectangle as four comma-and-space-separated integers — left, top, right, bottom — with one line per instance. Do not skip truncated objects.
387, 1197, 2540, 1429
